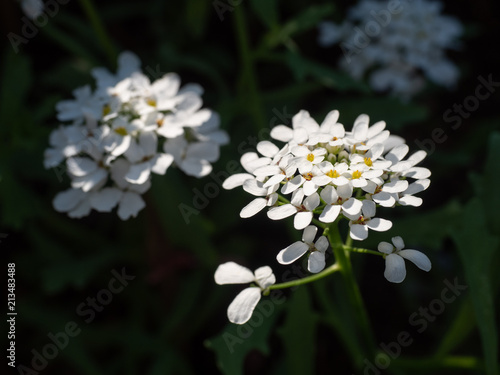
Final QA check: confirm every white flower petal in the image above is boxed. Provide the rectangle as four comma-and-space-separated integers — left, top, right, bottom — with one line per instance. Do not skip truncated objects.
243, 179, 268, 196
303, 225, 318, 243
399, 195, 423, 207
270, 125, 294, 142
53, 188, 86, 212
223, 174, 254, 190
227, 287, 262, 325
383, 180, 409, 193
319, 204, 341, 223
277, 241, 309, 264
294, 211, 313, 230
314, 236, 329, 252
350, 224, 368, 241
303, 193, 320, 210
398, 250, 431, 272
125, 162, 151, 185
117, 191, 145, 220
254, 266, 275, 288
214, 262, 255, 284
392, 236, 405, 250
267, 204, 297, 220
378, 241, 394, 254
180, 158, 212, 177
342, 198, 363, 217
89, 187, 122, 212
308, 252, 326, 273
257, 141, 279, 158
366, 218, 392, 232
66, 157, 97, 177
384, 254, 406, 283
151, 153, 174, 175
240, 198, 267, 218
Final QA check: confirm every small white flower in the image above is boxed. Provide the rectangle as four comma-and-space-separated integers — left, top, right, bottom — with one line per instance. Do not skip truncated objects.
267, 188, 320, 230
277, 225, 329, 273
21, 0, 44, 20
214, 262, 275, 324
345, 200, 392, 241
378, 236, 431, 283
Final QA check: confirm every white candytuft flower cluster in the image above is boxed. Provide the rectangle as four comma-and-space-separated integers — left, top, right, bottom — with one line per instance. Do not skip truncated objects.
44, 51, 228, 220
318, 0, 463, 98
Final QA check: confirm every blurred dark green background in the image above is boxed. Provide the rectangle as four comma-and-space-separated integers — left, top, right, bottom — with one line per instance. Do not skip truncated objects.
1, 0, 499, 374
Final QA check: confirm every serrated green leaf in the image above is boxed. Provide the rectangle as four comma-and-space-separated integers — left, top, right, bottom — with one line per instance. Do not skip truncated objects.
278, 286, 318, 375
205, 298, 284, 375
451, 198, 499, 375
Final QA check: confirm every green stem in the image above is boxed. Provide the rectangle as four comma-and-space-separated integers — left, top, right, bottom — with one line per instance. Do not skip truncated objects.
266, 263, 340, 292
233, 5, 266, 132
78, 0, 117, 66
343, 245, 383, 257
328, 221, 376, 358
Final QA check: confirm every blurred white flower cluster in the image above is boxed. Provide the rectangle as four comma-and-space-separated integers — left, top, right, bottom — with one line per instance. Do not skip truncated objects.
20, 0, 44, 19
318, 0, 463, 98
44, 51, 228, 220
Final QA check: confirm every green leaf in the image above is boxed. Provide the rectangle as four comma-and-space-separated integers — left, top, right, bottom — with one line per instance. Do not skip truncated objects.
205, 297, 284, 375
250, 0, 279, 29
277, 286, 318, 375
286, 52, 369, 92
267, 4, 335, 47
451, 198, 499, 375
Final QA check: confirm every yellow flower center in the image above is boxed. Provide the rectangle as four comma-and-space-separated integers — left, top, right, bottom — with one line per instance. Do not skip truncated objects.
327, 169, 340, 178
114, 127, 128, 136
352, 170, 362, 179
306, 153, 315, 162
146, 98, 157, 107
364, 157, 373, 167
303, 172, 313, 181
156, 118, 164, 127
102, 104, 111, 116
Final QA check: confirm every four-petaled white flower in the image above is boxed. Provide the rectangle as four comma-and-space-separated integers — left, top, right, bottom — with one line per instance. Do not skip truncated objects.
214, 262, 276, 324
277, 225, 329, 273
378, 236, 432, 283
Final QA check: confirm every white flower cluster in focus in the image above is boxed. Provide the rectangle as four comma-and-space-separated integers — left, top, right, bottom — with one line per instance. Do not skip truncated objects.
44, 51, 228, 220
224, 109, 430, 267
318, 0, 463, 98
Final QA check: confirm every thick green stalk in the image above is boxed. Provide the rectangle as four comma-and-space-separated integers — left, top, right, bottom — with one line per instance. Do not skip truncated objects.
328, 222, 376, 358
78, 0, 117, 66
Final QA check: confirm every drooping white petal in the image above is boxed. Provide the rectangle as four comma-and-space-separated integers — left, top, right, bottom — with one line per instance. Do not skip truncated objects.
117, 191, 145, 220
398, 250, 431, 272
227, 287, 261, 325
277, 241, 309, 264
384, 254, 406, 283
240, 198, 267, 218
243, 179, 268, 196
214, 262, 255, 285
89, 187, 122, 212
308, 251, 326, 273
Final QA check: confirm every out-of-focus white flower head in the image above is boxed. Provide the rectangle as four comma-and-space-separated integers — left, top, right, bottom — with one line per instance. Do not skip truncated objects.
318, 0, 463, 98
21, 0, 44, 20
45, 51, 229, 219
